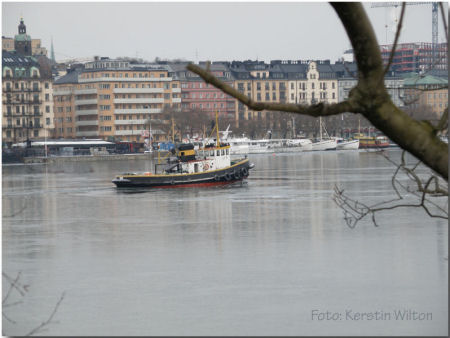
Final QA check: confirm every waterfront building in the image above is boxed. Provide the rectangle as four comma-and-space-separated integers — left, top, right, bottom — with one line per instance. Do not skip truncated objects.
337, 70, 405, 109
2, 19, 54, 148
168, 62, 236, 120
2, 51, 54, 147
53, 57, 181, 142
402, 73, 448, 122
230, 60, 288, 123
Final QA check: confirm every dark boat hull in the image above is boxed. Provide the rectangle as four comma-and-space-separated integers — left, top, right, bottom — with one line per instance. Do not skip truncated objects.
113, 159, 252, 188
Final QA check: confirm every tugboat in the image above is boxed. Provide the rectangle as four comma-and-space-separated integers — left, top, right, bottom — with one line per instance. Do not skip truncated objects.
112, 115, 254, 188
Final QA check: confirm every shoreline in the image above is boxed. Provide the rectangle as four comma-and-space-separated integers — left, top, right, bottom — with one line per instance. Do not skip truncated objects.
2, 151, 169, 165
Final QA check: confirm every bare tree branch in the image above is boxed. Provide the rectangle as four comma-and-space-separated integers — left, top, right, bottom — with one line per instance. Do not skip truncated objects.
25, 292, 66, 336
334, 149, 448, 228
439, 2, 448, 42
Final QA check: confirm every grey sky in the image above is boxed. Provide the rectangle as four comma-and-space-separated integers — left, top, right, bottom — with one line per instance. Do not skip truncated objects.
2, 2, 447, 62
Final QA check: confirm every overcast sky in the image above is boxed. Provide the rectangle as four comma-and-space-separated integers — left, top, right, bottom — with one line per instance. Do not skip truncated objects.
2, 1, 447, 63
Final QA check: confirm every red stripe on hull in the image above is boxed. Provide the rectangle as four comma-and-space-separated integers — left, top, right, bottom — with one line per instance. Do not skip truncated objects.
149, 179, 243, 189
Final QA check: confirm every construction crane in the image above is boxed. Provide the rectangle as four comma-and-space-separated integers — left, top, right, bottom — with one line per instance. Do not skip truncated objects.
371, 2, 439, 63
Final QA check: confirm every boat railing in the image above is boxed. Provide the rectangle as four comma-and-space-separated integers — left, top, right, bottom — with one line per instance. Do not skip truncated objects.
157, 150, 172, 165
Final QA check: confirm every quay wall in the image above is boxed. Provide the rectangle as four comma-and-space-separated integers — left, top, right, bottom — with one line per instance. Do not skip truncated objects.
20, 152, 170, 164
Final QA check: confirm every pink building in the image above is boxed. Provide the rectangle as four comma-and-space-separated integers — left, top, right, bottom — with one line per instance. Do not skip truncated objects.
168, 62, 236, 119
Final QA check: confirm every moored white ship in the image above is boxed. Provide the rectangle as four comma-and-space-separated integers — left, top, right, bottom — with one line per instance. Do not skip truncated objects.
336, 139, 360, 150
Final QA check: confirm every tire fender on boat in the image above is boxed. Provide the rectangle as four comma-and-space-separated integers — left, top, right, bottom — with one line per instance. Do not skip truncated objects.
214, 174, 220, 181
234, 170, 241, 179
241, 167, 248, 177
224, 172, 232, 181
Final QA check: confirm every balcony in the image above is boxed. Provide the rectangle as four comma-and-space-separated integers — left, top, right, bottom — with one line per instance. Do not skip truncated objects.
75, 120, 99, 127
74, 88, 97, 95
2, 99, 42, 105
113, 98, 164, 104
74, 99, 98, 105
171, 98, 181, 103
76, 130, 98, 137
114, 108, 162, 115
172, 88, 181, 93
114, 119, 148, 125
54, 89, 72, 96
75, 109, 98, 116
113, 88, 164, 94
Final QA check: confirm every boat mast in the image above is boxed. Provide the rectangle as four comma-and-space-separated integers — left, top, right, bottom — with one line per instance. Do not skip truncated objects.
171, 117, 175, 143
215, 111, 220, 147
319, 116, 323, 141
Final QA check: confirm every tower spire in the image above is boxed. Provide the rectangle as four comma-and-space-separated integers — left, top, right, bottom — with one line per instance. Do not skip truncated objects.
18, 17, 26, 34
51, 36, 55, 62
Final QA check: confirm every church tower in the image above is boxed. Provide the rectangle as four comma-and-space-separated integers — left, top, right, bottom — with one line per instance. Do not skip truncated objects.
14, 18, 32, 56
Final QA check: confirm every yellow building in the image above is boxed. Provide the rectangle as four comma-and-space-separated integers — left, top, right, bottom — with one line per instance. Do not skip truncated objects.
53, 57, 181, 142
403, 74, 448, 119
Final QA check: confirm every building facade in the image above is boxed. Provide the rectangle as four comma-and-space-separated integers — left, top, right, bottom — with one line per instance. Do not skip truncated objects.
2, 51, 53, 147
53, 57, 181, 142
380, 42, 448, 74
2, 18, 54, 148
168, 62, 236, 119
403, 74, 448, 120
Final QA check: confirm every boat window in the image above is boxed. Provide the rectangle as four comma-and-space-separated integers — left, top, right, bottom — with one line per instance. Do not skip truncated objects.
210, 150, 214, 156
216, 150, 220, 156
221, 149, 224, 155
226, 148, 229, 155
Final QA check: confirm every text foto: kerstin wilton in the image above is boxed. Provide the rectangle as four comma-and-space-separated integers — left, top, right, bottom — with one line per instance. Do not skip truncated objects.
311, 309, 433, 321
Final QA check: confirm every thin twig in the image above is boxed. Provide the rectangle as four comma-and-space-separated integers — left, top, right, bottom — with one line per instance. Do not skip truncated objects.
25, 292, 66, 336
439, 2, 448, 42
2, 272, 26, 304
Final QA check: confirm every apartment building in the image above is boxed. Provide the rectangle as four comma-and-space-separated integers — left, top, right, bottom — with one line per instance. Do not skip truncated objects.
53, 57, 181, 142
2, 51, 53, 147
230, 60, 285, 122
168, 62, 236, 119
229, 60, 343, 125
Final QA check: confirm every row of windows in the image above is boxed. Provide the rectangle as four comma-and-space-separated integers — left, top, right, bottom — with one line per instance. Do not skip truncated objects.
4, 130, 39, 138
4, 81, 49, 90
186, 92, 226, 99
191, 103, 225, 109
83, 72, 167, 79
181, 82, 224, 89
198, 148, 229, 157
